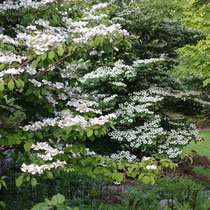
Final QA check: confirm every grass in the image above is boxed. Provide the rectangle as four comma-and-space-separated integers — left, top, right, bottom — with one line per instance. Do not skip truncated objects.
183, 130, 210, 159
193, 166, 210, 179
183, 130, 210, 179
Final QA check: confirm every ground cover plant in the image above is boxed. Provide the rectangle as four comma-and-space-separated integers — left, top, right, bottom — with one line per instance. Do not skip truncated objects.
0, 0, 209, 209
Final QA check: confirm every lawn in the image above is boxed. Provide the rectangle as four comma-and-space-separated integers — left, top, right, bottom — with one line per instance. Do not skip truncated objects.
183, 130, 210, 179
183, 130, 210, 159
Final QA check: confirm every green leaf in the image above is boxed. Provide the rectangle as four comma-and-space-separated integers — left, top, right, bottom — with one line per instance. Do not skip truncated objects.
15, 80, 21, 88
110, 124, 116, 130
35, 132, 43, 139
138, 173, 145, 180
52, 193, 65, 205
24, 141, 32, 152
0, 201, 6, 208
1, 181, 6, 188
94, 130, 99, 137
0, 64, 5, 71
19, 79, 25, 88
142, 176, 150, 185
57, 47, 64, 56
26, 175, 30, 182
41, 52, 47, 61
64, 127, 72, 135
89, 135, 95, 141
115, 173, 124, 182
31, 60, 38, 68
28, 133, 34, 138
31, 177, 37, 187
16, 175, 23, 187
41, 88, 47, 96
0, 80, 5, 92
26, 89, 33, 95
150, 176, 155, 185
87, 130, 93, 138
31, 202, 49, 210
47, 171, 53, 179
48, 51, 55, 60
7, 80, 15, 91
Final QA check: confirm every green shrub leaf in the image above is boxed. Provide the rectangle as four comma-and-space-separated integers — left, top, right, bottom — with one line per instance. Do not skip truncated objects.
7, 80, 15, 91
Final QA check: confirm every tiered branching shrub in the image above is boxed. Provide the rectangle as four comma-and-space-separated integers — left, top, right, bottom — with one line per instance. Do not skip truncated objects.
77, 0, 209, 160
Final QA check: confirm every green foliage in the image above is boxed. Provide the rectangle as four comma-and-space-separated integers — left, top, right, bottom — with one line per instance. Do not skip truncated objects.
174, 0, 210, 86
31, 193, 73, 210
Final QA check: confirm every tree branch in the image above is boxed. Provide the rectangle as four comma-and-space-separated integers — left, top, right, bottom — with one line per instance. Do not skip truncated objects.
33, 52, 73, 79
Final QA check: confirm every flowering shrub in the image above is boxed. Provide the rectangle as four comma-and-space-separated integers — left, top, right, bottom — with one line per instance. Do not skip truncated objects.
0, 4, 209, 207
0, 1, 183, 194
76, 1, 209, 161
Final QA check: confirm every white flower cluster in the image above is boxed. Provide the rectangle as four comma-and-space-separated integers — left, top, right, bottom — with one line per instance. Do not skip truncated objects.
84, 14, 108, 21
67, 98, 101, 114
16, 31, 66, 55
22, 111, 116, 131
164, 148, 182, 159
132, 57, 165, 67
81, 3, 110, 21
195, 98, 210, 106
109, 116, 165, 148
71, 23, 128, 44
89, 49, 105, 57
110, 151, 137, 162
21, 142, 66, 174
80, 58, 165, 85
142, 157, 151, 161
80, 60, 136, 84
0, 68, 25, 78
113, 99, 157, 124
109, 81, 127, 88
146, 165, 157, 170
26, 65, 37, 75
148, 86, 199, 100
31, 142, 64, 161
147, 86, 210, 107
0, 50, 27, 64
28, 79, 64, 90
21, 160, 66, 174
0, 0, 129, 61
131, 91, 163, 103
91, 3, 109, 12
103, 94, 118, 103
0, 0, 57, 13
0, 34, 18, 45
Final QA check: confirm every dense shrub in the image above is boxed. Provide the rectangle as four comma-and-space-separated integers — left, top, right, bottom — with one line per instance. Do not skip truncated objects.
0, 0, 209, 209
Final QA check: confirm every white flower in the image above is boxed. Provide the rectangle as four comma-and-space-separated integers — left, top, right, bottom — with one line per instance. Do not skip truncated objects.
142, 157, 150, 161
146, 165, 157, 170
